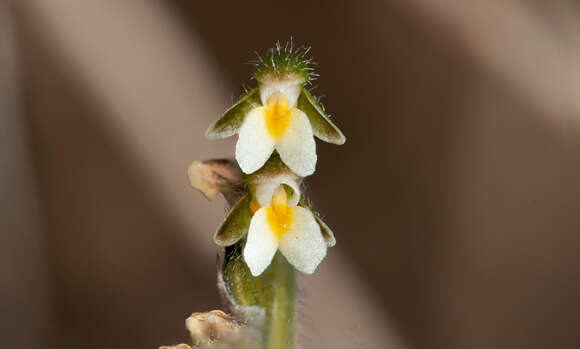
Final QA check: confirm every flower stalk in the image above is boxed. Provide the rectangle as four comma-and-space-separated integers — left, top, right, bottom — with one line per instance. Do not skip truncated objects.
263, 253, 295, 349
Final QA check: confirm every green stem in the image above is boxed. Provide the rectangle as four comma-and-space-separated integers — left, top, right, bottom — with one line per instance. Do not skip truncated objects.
263, 253, 295, 349
222, 245, 295, 349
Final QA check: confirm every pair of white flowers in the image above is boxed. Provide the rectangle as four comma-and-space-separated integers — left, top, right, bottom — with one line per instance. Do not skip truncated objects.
207, 71, 344, 276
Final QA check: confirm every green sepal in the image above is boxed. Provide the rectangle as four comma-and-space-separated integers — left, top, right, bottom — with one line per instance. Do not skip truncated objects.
298, 199, 336, 247
246, 151, 291, 179
213, 193, 252, 246
206, 88, 261, 139
297, 87, 346, 145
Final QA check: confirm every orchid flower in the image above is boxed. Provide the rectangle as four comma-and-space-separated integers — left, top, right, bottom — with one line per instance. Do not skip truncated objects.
206, 44, 345, 177
244, 185, 326, 276
210, 164, 336, 276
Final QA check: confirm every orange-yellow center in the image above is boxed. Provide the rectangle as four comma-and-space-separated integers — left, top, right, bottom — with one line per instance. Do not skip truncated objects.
265, 186, 293, 239
249, 200, 260, 214
264, 92, 293, 138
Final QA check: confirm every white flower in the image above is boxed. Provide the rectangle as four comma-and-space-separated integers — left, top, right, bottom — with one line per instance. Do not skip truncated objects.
236, 77, 316, 177
207, 67, 345, 177
243, 185, 327, 276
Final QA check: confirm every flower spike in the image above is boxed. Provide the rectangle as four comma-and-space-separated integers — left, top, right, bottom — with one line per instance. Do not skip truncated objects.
180, 42, 346, 349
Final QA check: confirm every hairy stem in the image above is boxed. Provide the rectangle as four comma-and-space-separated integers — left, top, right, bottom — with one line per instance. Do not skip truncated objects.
223, 246, 295, 349
263, 253, 295, 349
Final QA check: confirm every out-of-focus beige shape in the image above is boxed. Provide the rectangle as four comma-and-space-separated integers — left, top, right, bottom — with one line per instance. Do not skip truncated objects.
0, 3, 52, 348
413, 0, 580, 128
19, 0, 232, 262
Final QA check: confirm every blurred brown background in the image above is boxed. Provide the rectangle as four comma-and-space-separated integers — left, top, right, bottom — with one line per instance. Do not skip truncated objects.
2, 0, 580, 348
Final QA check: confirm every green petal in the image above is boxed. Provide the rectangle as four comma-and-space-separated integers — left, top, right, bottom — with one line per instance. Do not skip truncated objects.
297, 88, 346, 145
206, 88, 261, 139
214, 193, 252, 246
298, 199, 336, 247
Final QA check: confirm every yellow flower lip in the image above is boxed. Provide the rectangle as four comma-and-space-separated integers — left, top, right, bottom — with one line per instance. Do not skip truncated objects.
265, 186, 293, 239
264, 92, 293, 138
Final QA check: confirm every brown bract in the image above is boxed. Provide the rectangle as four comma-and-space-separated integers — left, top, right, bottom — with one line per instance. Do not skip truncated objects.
186, 310, 242, 346
187, 159, 243, 204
